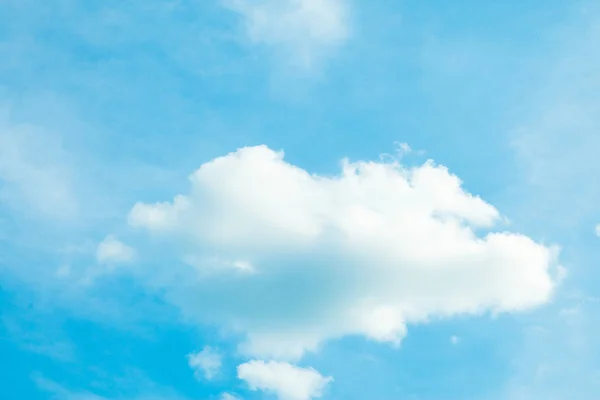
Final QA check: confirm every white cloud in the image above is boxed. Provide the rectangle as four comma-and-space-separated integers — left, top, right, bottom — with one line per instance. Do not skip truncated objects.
184, 255, 255, 274
129, 145, 560, 360
237, 360, 332, 400
450, 335, 460, 345
595, 224, 600, 237
223, 0, 349, 68
220, 393, 241, 400
96, 236, 136, 265
188, 346, 222, 380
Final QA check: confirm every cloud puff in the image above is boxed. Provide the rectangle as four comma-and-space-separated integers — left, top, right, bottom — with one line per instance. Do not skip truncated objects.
223, 0, 349, 68
96, 236, 136, 265
220, 393, 241, 400
188, 346, 222, 380
238, 360, 332, 400
595, 224, 600, 237
129, 145, 560, 360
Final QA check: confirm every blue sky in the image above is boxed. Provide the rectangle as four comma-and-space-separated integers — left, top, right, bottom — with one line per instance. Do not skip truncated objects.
1, 1, 600, 399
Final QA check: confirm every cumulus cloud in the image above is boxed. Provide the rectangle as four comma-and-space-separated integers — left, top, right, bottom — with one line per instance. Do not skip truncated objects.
595, 224, 600, 237
188, 346, 222, 380
129, 145, 560, 360
223, 0, 349, 68
96, 236, 136, 265
237, 360, 332, 400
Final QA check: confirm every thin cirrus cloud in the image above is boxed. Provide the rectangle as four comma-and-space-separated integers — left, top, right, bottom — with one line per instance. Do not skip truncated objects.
222, 0, 350, 68
128, 145, 561, 361
237, 360, 332, 400
509, 7, 600, 231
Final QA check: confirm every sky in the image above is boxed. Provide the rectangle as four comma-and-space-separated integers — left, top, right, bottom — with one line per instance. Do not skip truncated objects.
1, 1, 600, 399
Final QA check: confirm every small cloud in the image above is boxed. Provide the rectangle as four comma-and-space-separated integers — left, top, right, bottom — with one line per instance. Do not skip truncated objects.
223, 0, 350, 69
379, 141, 425, 165
555, 264, 568, 284
188, 346, 222, 380
450, 335, 460, 345
396, 141, 425, 157
237, 360, 332, 400
232, 260, 254, 272
96, 235, 136, 265
184, 255, 256, 274
559, 306, 581, 316
398, 142, 412, 154
220, 393, 242, 400
595, 224, 600, 237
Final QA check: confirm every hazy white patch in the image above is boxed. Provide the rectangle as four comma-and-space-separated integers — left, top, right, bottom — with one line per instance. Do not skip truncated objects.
188, 346, 222, 380
238, 360, 332, 400
223, 0, 350, 68
96, 235, 136, 265
184, 255, 256, 274
0, 110, 78, 220
509, 6, 600, 233
220, 393, 242, 400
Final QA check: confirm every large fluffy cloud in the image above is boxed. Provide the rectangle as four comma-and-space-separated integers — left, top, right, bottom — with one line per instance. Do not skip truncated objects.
238, 361, 332, 400
223, 0, 349, 68
128, 145, 560, 360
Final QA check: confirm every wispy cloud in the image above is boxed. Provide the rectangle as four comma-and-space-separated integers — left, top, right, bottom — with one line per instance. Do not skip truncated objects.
188, 346, 223, 380
96, 236, 137, 266
2, 313, 76, 362
223, 0, 350, 69
220, 393, 241, 400
33, 369, 192, 400
33, 375, 107, 400
500, 297, 600, 400
509, 4, 600, 232
0, 109, 78, 221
